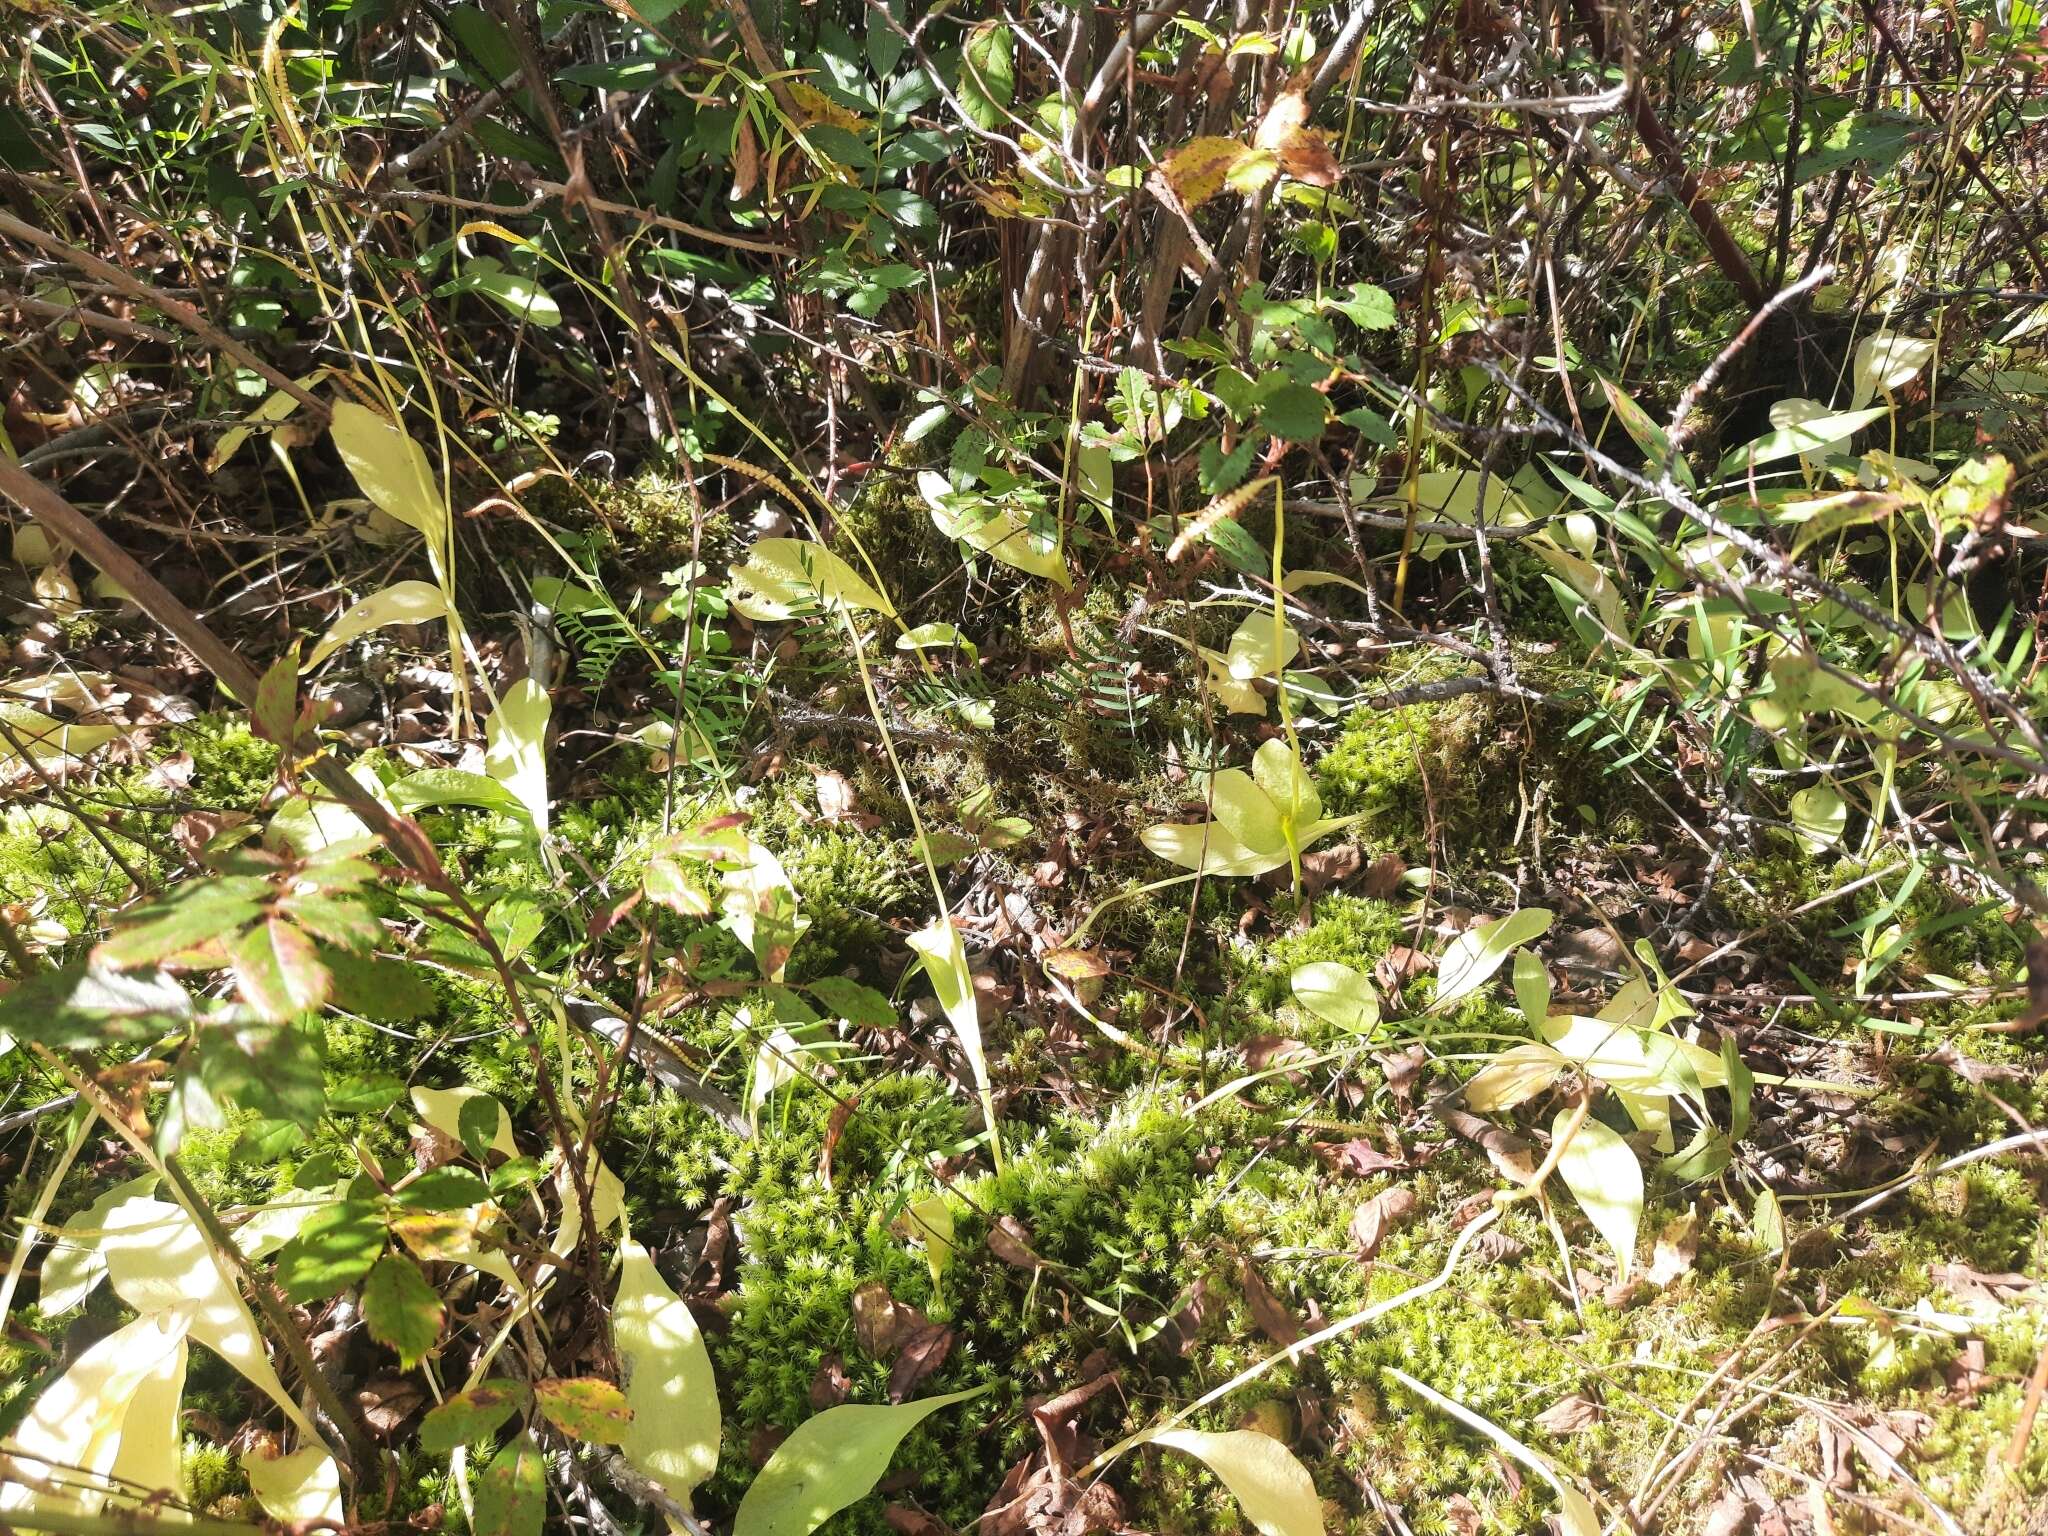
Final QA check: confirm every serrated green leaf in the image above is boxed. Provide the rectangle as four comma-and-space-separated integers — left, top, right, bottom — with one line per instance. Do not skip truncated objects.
420, 1380, 530, 1454
474, 1428, 547, 1536
534, 1377, 634, 1443
275, 1200, 385, 1302
362, 1252, 442, 1367
230, 918, 331, 1021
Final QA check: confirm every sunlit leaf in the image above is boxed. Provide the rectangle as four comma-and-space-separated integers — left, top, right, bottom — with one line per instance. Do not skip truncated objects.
729, 539, 896, 622
1551, 1108, 1643, 1285
308, 580, 450, 668
483, 678, 552, 835
1290, 961, 1380, 1034
1851, 332, 1936, 409
534, 1377, 633, 1443
330, 399, 447, 545
36, 1173, 159, 1317
1433, 908, 1554, 1012
732, 1388, 985, 1536
243, 1445, 345, 1525
1142, 1428, 1322, 1536
1790, 782, 1847, 853
1460, 1041, 1567, 1112
0, 701, 121, 768
919, 471, 1070, 588
907, 917, 997, 1154
616, 1238, 720, 1508
362, 1252, 444, 1367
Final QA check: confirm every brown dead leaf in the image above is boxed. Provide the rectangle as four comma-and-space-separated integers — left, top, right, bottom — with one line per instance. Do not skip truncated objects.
1446, 1494, 1483, 1536
852, 1282, 925, 1359
884, 1506, 955, 1536
1299, 843, 1361, 895
748, 1425, 789, 1468
1318, 1138, 1408, 1178
1349, 1187, 1418, 1261
1432, 1102, 1538, 1183
817, 1093, 859, 1190
1376, 1045, 1427, 1108
1238, 1260, 1302, 1348
1932, 1261, 2036, 1308
1532, 1395, 1603, 1435
988, 1215, 1049, 1270
1243, 1035, 1315, 1072
1362, 853, 1408, 900
1157, 137, 1265, 210
1646, 1207, 1700, 1288
809, 1354, 852, 1410
1156, 1275, 1210, 1357
1375, 945, 1432, 995
732, 115, 761, 201
356, 1378, 424, 1437
812, 768, 859, 824
888, 1323, 956, 1403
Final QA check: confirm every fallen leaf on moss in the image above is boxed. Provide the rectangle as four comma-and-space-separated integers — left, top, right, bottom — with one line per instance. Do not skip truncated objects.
1239, 1260, 1302, 1348
987, 1215, 1049, 1270
1349, 1187, 1418, 1261
1532, 1395, 1602, 1435
888, 1323, 955, 1403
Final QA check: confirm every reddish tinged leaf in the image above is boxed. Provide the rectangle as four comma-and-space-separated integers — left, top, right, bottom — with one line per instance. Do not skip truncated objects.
852, 1282, 925, 1359
230, 916, 331, 1021
1349, 1187, 1418, 1261
987, 1215, 1048, 1270
1238, 1261, 1302, 1348
817, 1093, 859, 1191
809, 1354, 853, 1411
1318, 1139, 1409, 1178
888, 1322, 956, 1403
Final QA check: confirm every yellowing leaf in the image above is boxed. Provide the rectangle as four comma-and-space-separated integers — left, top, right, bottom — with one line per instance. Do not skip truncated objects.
733, 1389, 986, 1536
616, 1239, 720, 1509
898, 1194, 955, 1290
308, 580, 450, 668
1433, 908, 1554, 1012
729, 539, 896, 621
1551, 1108, 1643, 1285
1142, 741, 1360, 877
908, 917, 998, 1161
1850, 332, 1936, 410
0, 702, 120, 768
244, 1445, 345, 1525
412, 1085, 518, 1158
206, 368, 328, 473
330, 398, 447, 544
919, 471, 1070, 587
0, 1306, 192, 1517
484, 678, 552, 835
1144, 1429, 1322, 1536
1198, 615, 1301, 714
1160, 137, 1265, 208
36, 1172, 158, 1317
1461, 1042, 1566, 1113
99, 1198, 319, 1441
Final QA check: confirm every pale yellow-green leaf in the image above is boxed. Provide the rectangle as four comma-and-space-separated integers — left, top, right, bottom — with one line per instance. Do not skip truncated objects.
721, 839, 811, 982
748, 1022, 805, 1131
412, 1085, 518, 1158
1512, 949, 1551, 1023
907, 917, 995, 1139
484, 678, 552, 835
729, 538, 896, 621
1790, 782, 1846, 853
1290, 961, 1379, 1034
1144, 1429, 1322, 1536
35, 1173, 158, 1317
615, 1238, 720, 1510
330, 399, 447, 543
1224, 615, 1299, 681
1251, 737, 1321, 834
0, 1306, 192, 1516
1138, 819, 1287, 877
1196, 644, 1269, 714
1209, 766, 1289, 859
308, 580, 450, 668
1552, 1108, 1642, 1285
205, 369, 327, 473
1386, 1369, 1599, 1536
1850, 332, 1935, 410
1433, 908, 1554, 1012
1460, 1042, 1567, 1112
550, 1150, 626, 1262
900, 1194, 955, 1290
919, 471, 1071, 588
1765, 398, 1854, 470
244, 1445, 345, 1525
1539, 1015, 1727, 1098
734, 1389, 986, 1536
100, 1198, 318, 1440
0, 702, 120, 768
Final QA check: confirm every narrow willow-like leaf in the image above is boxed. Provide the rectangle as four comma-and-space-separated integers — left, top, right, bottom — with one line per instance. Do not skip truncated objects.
615, 1239, 720, 1509
308, 580, 449, 668
1551, 1108, 1643, 1285
907, 917, 999, 1163
734, 1388, 985, 1536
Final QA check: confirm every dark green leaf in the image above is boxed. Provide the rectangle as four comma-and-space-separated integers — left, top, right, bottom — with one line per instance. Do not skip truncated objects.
0, 962, 190, 1049
1327, 282, 1397, 330
198, 1019, 326, 1131
474, 1429, 547, 1536
805, 976, 896, 1028
325, 949, 440, 1022
1253, 377, 1329, 444
276, 1200, 385, 1302
420, 1380, 530, 1455
459, 1096, 503, 1162
958, 21, 1014, 130
325, 1071, 407, 1115
362, 1253, 443, 1368
1794, 110, 1924, 183
96, 879, 271, 968
233, 1119, 307, 1165
490, 1156, 546, 1196
393, 1167, 491, 1211
532, 1377, 634, 1444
